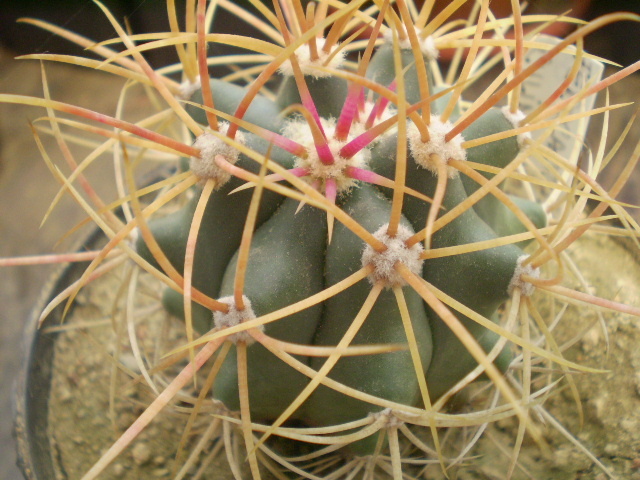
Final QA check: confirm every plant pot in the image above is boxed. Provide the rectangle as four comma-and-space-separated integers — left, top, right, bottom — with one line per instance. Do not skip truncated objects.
14, 226, 108, 480
13, 229, 231, 479
14, 227, 640, 479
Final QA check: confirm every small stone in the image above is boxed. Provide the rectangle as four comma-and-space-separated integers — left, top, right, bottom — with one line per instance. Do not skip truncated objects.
554, 446, 593, 471
622, 418, 638, 433
57, 386, 72, 403
132, 442, 152, 465
588, 397, 608, 421
112, 464, 125, 476
604, 443, 618, 455
153, 468, 170, 477
577, 431, 591, 442
581, 327, 601, 353
119, 353, 138, 372
153, 456, 166, 466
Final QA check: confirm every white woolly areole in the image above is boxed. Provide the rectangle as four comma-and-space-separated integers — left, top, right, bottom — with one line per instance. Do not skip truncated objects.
382, 29, 439, 61
178, 76, 202, 99
408, 116, 466, 178
361, 223, 424, 287
282, 118, 369, 192
369, 408, 404, 428
278, 38, 345, 78
501, 106, 532, 147
190, 123, 245, 186
508, 255, 540, 297
213, 295, 261, 344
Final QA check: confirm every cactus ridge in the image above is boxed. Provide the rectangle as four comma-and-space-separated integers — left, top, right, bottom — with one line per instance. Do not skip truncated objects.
136, 30, 548, 455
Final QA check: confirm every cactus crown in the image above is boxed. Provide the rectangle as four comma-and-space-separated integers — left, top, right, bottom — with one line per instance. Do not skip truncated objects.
3, 1, 640, 479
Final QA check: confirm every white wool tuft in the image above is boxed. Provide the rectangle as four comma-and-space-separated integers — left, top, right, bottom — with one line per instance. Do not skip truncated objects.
369, 408, 404, 428
361, 224, 424, 287
190, 123, 245, 186
501, 106, 532, 147
178, 76, 202, 99
408, 116, 466, 178
213, 295, 260, 344
382, 29, 439, 60
278, 38, 345, 78
508, 255, 540, 297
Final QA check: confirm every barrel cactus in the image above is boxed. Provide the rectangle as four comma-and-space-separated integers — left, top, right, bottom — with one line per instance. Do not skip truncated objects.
4, 0, 640, 479
137, 16, 545, 446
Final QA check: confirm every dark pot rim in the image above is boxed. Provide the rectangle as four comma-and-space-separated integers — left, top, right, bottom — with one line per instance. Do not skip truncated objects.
14, 226, 109, 480
13, 166, 174, 479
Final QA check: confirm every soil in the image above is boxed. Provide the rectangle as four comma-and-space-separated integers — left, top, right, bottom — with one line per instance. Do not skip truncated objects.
525, 234, 640, 480
43, 233, 640, 479
46, 266, 234, 480
423, 234, 640, 480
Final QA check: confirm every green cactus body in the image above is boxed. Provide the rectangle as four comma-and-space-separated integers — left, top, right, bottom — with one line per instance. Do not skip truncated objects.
461, 108, 547, 238
368, 132, 521, 399
137, 34, 546, 455
213, 197, 327, 420
137, 133, 295, 331
277, 75, 349, 119
188, 79, 284, 133
304, 184, 432, 454
365, 42, 436, 106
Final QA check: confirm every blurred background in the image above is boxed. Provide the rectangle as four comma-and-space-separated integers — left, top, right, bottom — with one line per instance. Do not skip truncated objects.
0, 1, 638, 479
1, 0, 640, 67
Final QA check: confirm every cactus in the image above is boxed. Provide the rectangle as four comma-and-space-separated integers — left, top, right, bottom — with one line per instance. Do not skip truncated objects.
3, 1, 640, 479
137, 32, 544, 436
